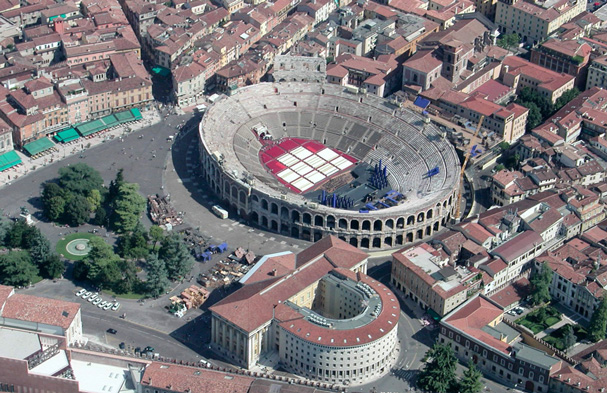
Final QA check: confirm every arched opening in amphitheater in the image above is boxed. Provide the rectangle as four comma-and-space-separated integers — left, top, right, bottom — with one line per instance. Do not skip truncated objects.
198, 83, 460, 249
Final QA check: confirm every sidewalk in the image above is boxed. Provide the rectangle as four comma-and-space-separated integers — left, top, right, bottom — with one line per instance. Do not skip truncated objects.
0, 107, 163, 189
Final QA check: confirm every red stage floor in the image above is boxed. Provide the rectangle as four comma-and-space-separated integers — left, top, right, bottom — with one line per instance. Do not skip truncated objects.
259, 138, 357, 193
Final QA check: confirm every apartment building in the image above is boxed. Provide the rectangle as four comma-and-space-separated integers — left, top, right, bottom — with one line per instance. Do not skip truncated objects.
501, 56, 576, 104
437, 92, 529, 143
326, 53, 399, 97
495, 0, 586, 45
440, 296, 563, 392
391, 243, 481, 317
530, 39, 591, 90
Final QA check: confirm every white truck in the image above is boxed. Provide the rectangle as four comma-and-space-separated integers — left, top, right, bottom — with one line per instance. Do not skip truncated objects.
212, 205, 228, 219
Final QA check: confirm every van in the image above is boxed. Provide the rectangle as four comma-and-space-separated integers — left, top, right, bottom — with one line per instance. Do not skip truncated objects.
212, 205, 228, 219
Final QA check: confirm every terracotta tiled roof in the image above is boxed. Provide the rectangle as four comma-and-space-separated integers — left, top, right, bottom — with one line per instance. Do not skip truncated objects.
141, 362, 254, 393
1, 293, 80, 330
442, 296, 511, 354
210, 236, 367, 332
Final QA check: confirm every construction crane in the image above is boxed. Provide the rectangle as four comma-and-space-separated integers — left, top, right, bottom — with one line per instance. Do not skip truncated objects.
454, 114, 485, 221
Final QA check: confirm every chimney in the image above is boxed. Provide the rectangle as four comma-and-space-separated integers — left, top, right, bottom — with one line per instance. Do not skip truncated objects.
54, 17, 65, 35
271, 268, 277, 276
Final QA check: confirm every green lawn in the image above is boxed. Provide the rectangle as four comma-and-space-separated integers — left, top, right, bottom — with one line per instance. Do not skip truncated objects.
543, 324, 587, 351
517, 305, 561, 335
55, 232, 99, 261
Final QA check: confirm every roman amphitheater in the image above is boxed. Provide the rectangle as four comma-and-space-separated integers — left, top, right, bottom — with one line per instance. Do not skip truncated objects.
198, 82, 460, 249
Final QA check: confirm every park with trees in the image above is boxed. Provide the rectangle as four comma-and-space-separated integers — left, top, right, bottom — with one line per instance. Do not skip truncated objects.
0, 218, 64, 286
39, 163, 194, 298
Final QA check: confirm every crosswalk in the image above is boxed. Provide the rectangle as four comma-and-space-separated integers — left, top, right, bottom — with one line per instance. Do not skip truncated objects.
392, 368, 418, 382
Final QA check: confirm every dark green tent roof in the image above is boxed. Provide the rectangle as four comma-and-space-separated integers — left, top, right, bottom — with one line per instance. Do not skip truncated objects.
0, 150, 21, 171
23, 137, 54, 156
54, 128, 80, 143
77, 119, 105, 136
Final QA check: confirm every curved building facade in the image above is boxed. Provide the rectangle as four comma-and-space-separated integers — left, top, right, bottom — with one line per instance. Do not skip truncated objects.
276, 270, 399, 385
209, 237, 399, 387
198, 82, 460, 249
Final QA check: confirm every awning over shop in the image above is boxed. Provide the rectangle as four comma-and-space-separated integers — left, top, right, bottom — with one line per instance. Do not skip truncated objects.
427, 308, 442, 321
101, 115, 119, 128
115, 110, 135, 123
151, 66, 170, 77
23, 137, 54, 156
0, 150, 21, 171
131, 108, 142, 120
77, 119, 105, 136
54, 128, 80, 143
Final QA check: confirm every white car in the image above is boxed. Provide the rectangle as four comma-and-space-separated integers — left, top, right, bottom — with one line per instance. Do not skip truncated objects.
111, 302, 121, 311
76, 289, 86, 297
98, 301, 108, 308
103, 302, 113, 311
92, 298, 102, 305
88, 294, 98, 302
82, 292, 92, 299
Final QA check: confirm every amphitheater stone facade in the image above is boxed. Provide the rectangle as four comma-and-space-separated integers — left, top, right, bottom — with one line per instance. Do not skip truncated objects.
198, 82, 460, 249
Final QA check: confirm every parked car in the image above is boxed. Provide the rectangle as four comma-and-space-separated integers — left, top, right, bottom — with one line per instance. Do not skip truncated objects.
82, 292, 92, 299
119, 342, 125, 350
107, 328, 117, 334
134, 347, 141, 353
98, 301, 108, 308
93, 298, 102, 305
103, 302, 113, 311
88, 294, 98, 302
112, 302, 121, 311
76, 289, 86, 296
144, 346, 154, 353
514, 308, 524, 315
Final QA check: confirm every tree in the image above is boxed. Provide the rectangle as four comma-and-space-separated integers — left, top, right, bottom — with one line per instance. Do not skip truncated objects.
108, 168, 125, 203
110, 183, 146, 233
517, 87, 554, 119
555, 88, 580, 110
149, 225, 164, 251
417, 343, 457, 393
42, 182, 67, 221
530, 262, 553, 306
145, 253, 170, 297
58, 163, 103, 196
589, 296, 607, 342
114, 259, 138, 294
497, 33, 520, 51
563, 325, 577, 350
46, 196, 66, 221
63, 194, 91, 226
158, 233, 194, 280
498, 141, 510, 152
0, 250, 39, 286
72, 261, 89, 281
459, 361, 483, 393
86, 189, 102, 212
93, 206, 108, 227
28, 229, 51, 267
86, 237, 122, 289
117, 223, 149, 259
42, 254, 65, 279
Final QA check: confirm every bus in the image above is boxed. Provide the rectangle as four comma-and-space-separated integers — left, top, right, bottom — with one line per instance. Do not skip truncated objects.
212, 205, 228, 219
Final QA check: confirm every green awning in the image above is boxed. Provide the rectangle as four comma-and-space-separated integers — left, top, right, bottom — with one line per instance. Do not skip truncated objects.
23, 137, 54, 156
427, 308, 442, 321
131, 108, 142, 120
115, 110, 135, 123
54, 128, 80, 143
0, 150, 21, 171
101, 115, 119, 128
151, 66, 171, 77
77, 119, 105, 136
